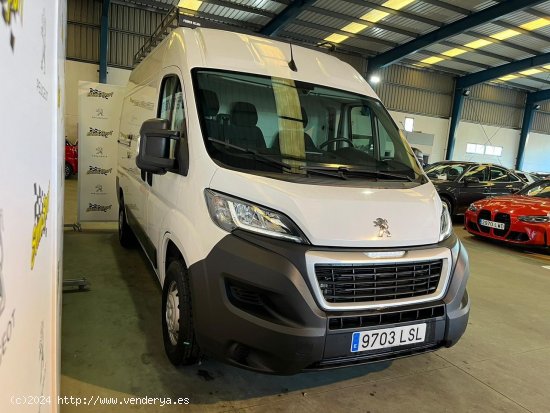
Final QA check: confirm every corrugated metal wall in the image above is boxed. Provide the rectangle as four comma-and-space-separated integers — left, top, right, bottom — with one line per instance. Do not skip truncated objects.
67, 0, 164, 69
533, 101, 550, 134
373, 65, 454, 118
462, 83, 526, 130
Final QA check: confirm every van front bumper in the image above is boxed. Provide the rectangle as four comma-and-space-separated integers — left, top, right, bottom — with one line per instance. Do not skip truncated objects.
189, 231, 470, 374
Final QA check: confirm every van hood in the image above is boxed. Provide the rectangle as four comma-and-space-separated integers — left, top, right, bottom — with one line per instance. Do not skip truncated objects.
210, 169, 442, 248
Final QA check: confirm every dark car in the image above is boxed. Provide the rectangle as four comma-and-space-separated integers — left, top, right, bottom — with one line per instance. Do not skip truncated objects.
425, 161, 525, 215
65, 140, 78, 178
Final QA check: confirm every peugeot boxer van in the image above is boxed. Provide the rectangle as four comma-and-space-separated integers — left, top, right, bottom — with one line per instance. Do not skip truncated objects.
116, 25, 470, 374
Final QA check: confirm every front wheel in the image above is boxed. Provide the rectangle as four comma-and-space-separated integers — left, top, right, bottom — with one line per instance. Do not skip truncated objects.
441, 197, 453, 216
65, 162, 72, 179
162, 259, 200, 366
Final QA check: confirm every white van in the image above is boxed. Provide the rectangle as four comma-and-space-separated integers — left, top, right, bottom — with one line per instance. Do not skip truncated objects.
117, 25, 470, 374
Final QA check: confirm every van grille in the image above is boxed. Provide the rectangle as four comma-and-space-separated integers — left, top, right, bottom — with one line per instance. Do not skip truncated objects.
315, 260, 443, 304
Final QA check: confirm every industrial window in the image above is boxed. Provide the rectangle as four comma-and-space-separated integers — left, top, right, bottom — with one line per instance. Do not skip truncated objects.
404, 117, 414, 132
485, 145, 503, 156
466, 143, 485, 154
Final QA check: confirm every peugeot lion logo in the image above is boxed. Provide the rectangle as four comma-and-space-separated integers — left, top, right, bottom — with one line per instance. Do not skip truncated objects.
373, 218, 391, 238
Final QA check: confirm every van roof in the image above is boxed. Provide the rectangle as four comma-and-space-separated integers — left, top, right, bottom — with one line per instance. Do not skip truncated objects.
134, 27, 377, 99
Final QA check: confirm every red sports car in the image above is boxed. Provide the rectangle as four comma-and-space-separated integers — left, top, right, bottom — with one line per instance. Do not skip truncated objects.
465, 179, 550, 247
65, 140, 78, 178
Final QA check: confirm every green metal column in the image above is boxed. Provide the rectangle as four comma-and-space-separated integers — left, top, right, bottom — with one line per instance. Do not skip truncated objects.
445, 88, 465, 160
99, 0, 110, 84
516, 104, 536, 170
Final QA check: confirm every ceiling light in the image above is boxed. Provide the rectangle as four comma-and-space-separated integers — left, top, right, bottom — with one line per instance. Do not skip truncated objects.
490, 29, 520, 41
520, 68, 543, 76
342, 22, 369, 34
178, 0, 202, 11
420, 56, 444, 65
369, 75, 381, 84
464, 39, 493, 49
462, 89, 471, 97
498, 74, 519, 81
324, 33, 349, 44
520, 18, 550, 31
360, 10, 390, 23
442, 48, 467, 57
382, 0, 416, 9
534, 104, 542, 110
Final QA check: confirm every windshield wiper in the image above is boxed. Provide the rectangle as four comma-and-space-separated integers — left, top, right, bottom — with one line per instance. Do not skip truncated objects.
300, 165, 414, 182
208, 137, 293, 172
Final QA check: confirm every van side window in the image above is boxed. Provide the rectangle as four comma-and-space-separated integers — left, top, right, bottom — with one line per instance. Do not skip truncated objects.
158, 75, 186, 131
158, 75, 186, 160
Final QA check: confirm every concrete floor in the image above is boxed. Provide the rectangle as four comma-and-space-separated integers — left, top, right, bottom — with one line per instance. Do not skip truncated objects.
61, 179, 550, 413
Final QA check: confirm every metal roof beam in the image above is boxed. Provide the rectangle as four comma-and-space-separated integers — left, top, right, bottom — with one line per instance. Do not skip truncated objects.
457, 52, 550, 89
367, 0, 546, 73
527, 89, 550, 104
260, 0, 317, 36
418, 0, 471, 15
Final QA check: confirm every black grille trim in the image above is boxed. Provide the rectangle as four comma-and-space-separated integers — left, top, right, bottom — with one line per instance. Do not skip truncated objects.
478, 210, 492, 233
315, 260, 443, 304
328, 305, 445, 330
494, 212, 511, 237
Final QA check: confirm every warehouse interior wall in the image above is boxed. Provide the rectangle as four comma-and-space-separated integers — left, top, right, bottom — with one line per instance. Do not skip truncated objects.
452, 122, 520, 169
388, 110, 450, 164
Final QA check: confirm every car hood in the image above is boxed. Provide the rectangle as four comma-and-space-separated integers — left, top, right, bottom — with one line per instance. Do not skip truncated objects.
210, 169, 443, 248
475, 195, 550, 216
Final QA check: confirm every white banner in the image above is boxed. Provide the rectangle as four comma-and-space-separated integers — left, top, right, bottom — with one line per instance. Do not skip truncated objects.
0, 0, 63, 411
77, 82, 124, 222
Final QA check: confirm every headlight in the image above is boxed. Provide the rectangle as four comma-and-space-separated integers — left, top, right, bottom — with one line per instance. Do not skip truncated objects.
440, 203, 453, 241
204, 189, 308, 243
519, 215, 550, 223
468, 204, 479, 212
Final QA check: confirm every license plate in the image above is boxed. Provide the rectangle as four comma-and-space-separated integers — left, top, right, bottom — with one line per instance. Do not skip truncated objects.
350, 323, 427, 353
479, 219, 505, 230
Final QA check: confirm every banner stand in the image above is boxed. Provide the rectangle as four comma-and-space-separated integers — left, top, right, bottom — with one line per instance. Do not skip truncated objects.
77, 82, 124, 225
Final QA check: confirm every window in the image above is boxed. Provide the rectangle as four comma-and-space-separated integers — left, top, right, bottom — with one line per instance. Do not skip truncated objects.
193, 69, 424, 182
463, 165, 489, 182
404, 117, 414, 132
485, 145, 503, 156
158, 75, 186, 161
466, 143, 485, 154
490, 167, 513, 182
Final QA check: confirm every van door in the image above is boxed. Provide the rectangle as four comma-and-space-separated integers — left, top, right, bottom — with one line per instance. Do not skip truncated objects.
145, 70, 187, 269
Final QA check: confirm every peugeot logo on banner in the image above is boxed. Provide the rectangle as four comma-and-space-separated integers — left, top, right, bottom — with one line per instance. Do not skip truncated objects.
373, 218, 391, 238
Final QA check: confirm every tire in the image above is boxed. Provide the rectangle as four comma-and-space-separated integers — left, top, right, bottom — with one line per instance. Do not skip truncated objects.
441, 197, 453, 216
118, 199, 136, 248
65, 162, 72, 179
162, 259, 200, 366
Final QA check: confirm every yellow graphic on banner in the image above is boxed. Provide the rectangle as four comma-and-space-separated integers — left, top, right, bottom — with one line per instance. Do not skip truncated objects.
31, 183, 49, 270
2, 0, 23, 24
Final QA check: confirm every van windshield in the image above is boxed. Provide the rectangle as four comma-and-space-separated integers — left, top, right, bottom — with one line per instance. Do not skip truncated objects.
193, 69, 423, 183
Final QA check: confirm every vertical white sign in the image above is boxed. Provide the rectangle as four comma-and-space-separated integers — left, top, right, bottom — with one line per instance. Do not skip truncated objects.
0, 0, 62, 412
77, 82, 124, 222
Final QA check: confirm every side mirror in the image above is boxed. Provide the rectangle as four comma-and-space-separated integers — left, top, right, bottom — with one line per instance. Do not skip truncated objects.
464, 176, 480, 184
136, 119, 180, 174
